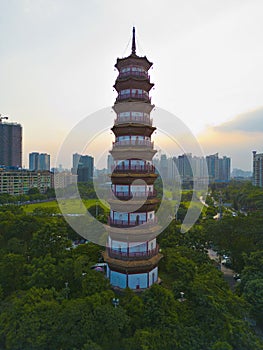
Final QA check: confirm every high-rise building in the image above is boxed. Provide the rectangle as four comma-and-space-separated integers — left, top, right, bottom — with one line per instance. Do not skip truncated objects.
39, 153, 50, 171
0, 169, 53, 195
167, 156, 178, 181
206, 153, 219, 182
107, 154, 114, 173
253, 151, 263, 187
206, 153, 230, 183
0, 120, 22, 168
218, 156, 231, 182
160, 154, 168, 180
72, 153, 94, 182
72, 153, 81, 171
29, 152, 50, 171
29, 152, 39, 171
103, 28, 162, 290
177, 153, 193, 179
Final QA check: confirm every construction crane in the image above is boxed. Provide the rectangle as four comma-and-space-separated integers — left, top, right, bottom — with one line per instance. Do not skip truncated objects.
0, 114, 9, 123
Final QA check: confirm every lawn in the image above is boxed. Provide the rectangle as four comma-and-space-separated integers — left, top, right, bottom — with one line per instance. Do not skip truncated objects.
22, 199, 109, 214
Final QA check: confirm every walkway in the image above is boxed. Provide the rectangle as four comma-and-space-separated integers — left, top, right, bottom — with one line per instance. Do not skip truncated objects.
208, 249, 236, 290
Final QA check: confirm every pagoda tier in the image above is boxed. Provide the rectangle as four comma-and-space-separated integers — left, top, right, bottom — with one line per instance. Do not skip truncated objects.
103, 250, 162, 273
114, 78, 154, 93
108, 202, 159, 215
111, 161, 156, 173
115, 54, 153, 72
110, 172, 158, 184
104, 27, 161, 290
106, 224, 161, 244
110, 149, 157, 161
111, 124, 156, 138
113, 101, 154, 115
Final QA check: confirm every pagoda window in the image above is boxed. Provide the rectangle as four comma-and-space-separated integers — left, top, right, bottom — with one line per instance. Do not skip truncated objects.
131, 112, 143, 117
114, 212, 128, 221
120, 66, 146, 74
130, 135, 144, 141
130, 159, 144, 167
120, 89, 130, 95
130, 213, 147, 221
117, 136, 130, 141
131, 66, 143, 72
118, 112, 149, 119
119, 112, 130, 117
120, 67, 130, 73
131, 89, 143, 95
116, 159, 129, 167
116, 185, 129, 193
147, 211, 155, 221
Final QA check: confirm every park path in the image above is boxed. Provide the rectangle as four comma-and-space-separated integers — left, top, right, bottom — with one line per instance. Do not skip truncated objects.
208, 249, 236, 290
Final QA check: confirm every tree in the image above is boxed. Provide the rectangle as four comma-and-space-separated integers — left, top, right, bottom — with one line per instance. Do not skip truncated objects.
0, 287, 60, 350
30, 223, 71, 258
0, 253, 26, 296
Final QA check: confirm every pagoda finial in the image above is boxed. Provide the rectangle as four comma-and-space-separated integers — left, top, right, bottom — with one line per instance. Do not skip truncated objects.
132, 27, 136, 54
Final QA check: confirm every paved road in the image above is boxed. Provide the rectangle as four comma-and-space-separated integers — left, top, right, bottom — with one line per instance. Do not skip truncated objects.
220, 263, 236, 290
208, 249, 236, 290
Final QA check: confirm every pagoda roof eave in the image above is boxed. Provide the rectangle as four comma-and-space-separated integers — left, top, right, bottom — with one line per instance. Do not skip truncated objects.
113, 80, 154, 92
115, 54, 153, 71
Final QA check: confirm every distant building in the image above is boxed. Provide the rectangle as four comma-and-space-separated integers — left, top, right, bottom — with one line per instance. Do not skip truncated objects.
253, 151, 263, 187
39, 153, 50, 171
29, 152, 50, 171
167, 157, 178, 180
218, 156, 231, 182
206, 153, 231, 183
156, 153, 229, 184
107, 154, 114, 173
231, 168, 252, 179
29, 152, 39, 171
72, 153, 94, 182
177, 153, 193, 179
0, 169, 53, 195
160, 154, 168, 179
206, 153, 219, 181
51, 164, 65, 173
0, 121, 22, 167
54, 171, 78, 189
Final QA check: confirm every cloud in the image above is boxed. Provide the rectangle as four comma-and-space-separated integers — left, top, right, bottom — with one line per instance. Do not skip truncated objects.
214, 107, 263, 133
197, 107, 263, 170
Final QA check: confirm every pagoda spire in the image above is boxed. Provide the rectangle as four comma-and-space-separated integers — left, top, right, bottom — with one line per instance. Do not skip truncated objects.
132, 26, 136, 54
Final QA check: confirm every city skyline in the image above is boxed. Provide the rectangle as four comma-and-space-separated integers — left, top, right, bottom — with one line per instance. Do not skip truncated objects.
0, 1, 263, 171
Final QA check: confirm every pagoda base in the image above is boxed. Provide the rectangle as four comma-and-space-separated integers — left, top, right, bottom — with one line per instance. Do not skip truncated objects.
106, 264, 159, 290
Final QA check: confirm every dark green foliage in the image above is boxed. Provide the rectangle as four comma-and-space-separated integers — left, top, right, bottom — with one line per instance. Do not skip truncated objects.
0, 196, 262, 349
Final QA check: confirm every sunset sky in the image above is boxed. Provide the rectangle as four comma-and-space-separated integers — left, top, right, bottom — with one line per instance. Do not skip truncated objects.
0, 0, 262, 171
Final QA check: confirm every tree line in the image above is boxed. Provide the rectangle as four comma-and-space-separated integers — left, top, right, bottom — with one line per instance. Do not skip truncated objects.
0, 181, 262, 349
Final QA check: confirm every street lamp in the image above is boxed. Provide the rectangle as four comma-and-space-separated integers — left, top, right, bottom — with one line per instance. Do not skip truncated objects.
96, 201, 98, 217
175, 204, 178, 221
64, 282, 70, 299
178, 291, 186, 302
112, 297, 119, 308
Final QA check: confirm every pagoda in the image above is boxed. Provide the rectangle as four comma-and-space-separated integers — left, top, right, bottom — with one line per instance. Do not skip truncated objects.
103, 28, 162, 290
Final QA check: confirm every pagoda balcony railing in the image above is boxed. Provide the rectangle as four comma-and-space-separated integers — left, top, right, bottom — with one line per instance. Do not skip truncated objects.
118, 71, 149, 79
112, 140, 154, 148
111, 190, 157, 200
116, 93, 151, 103
108, 217, 157, 228
114, 116, 153, 126
112, 164, 155, 173
107, 244, 159, 261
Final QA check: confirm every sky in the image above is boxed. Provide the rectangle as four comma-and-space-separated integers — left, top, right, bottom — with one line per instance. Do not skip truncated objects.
0, 0, 262, 171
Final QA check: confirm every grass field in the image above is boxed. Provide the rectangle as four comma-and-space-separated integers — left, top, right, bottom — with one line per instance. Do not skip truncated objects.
22, 199, 109, 214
